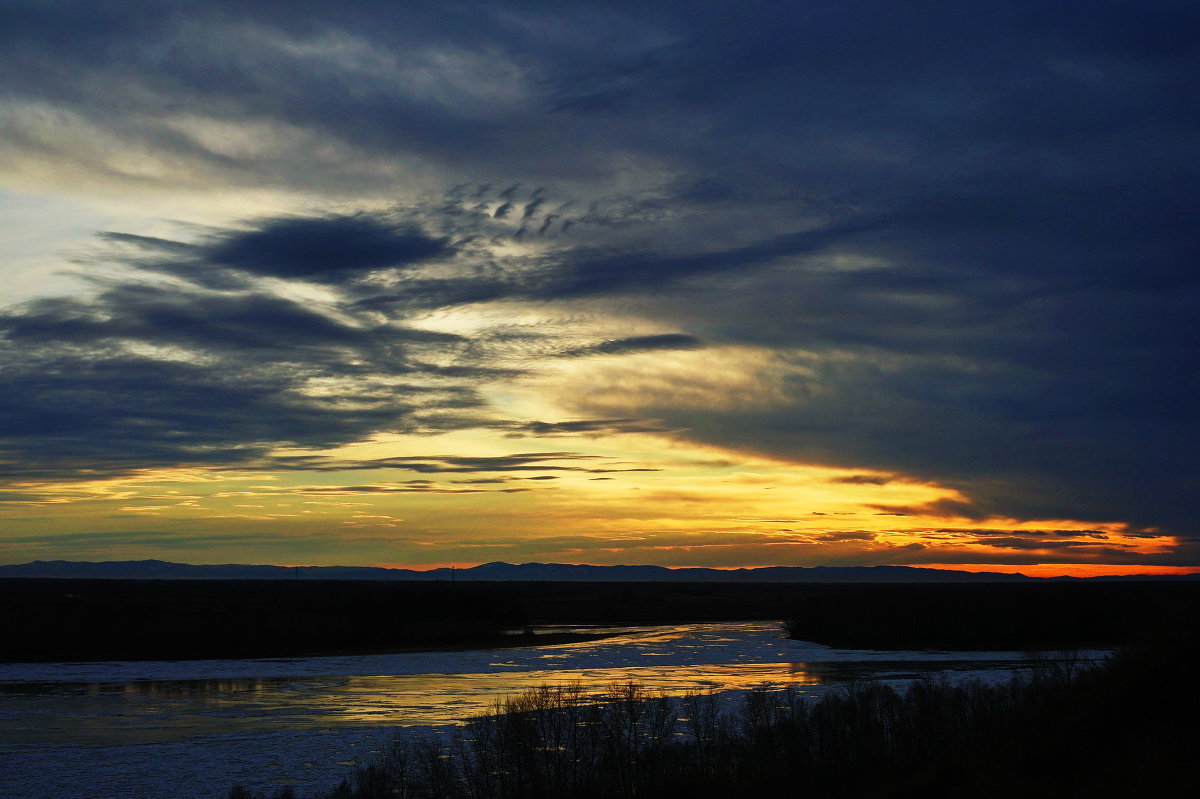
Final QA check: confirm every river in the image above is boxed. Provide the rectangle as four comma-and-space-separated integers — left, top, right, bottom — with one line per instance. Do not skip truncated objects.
0, 621, 1106, 798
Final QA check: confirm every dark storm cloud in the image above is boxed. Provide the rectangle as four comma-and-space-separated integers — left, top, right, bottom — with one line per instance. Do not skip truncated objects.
1, 0, 1197, 553
536, 2, 1197, 540
206, 215, 450, 279
97, 214, 452, 289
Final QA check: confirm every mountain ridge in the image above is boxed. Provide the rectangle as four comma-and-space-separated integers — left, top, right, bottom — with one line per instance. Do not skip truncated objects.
3, 558, 1192, 582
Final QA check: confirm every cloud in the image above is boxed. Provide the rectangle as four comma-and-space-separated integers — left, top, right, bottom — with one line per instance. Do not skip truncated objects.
97, 213, 452, 290
492, 418, 679, 437
565, 334, 703, 357
454, 218, 884, 301
205, 215, 451, 279
940, 528, 1112, 540
291, 481, 536, 495
970, 537, 1125, 552
1, 0, 1197, 560
6, 287, 387, 351
0, 352, 412, 481
0, 528, 293, 551
261, 451, 661, 476
0, 232, 507, 482
830, 474, 897, 486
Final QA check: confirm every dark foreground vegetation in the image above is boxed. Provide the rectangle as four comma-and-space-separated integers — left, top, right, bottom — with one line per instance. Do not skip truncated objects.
4, 578, 1197, 661
786, 580, 1200, 649
228, 630, 1199, 799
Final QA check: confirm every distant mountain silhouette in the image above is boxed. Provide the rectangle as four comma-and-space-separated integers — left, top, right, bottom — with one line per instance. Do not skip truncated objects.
0, 558, 1088, 582
459, 561, 1035, 582
2, 558, 1194, 582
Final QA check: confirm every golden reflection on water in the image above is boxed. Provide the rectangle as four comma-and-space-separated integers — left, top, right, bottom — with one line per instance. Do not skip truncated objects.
1, 623, 894, 748
0, 663, 828, 747
321, 662, 826, 726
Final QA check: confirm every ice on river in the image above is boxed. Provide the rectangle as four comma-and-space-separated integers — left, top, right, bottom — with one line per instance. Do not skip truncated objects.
0, 621, 1108, 799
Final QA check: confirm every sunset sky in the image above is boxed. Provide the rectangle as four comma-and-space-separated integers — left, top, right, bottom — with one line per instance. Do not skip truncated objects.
1, 1, 1197, 576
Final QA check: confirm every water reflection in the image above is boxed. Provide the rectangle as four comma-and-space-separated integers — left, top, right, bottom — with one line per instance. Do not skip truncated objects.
317, 662, 829, 726
0, 621, 1100, 749
0, 621, 1109, 799
0, 665, 827, 747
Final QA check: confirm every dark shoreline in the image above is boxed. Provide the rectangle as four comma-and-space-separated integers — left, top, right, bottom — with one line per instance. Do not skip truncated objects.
3, 577, 1197, 663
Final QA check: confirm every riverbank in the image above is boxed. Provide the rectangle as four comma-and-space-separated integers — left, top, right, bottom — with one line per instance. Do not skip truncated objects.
229, 631, 1198, 799
0, 620, 1119, 798
5, 578, 1196, 662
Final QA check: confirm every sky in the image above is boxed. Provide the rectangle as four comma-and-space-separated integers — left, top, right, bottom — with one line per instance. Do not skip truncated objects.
1, 0, 1197, 576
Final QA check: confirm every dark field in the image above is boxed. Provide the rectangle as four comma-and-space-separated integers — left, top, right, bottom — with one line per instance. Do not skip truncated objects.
2, 578, 1197, 662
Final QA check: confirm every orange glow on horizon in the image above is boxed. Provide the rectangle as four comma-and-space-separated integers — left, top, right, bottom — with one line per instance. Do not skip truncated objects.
915, 563, 1200, 578
359, 561, 1200, 579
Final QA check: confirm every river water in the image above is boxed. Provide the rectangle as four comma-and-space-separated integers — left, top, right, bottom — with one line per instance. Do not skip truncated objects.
0, 621, 1106, 798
